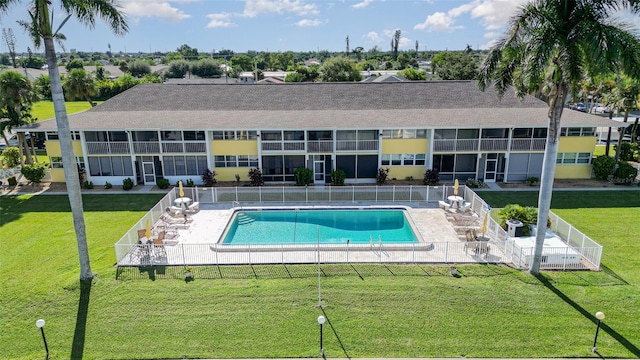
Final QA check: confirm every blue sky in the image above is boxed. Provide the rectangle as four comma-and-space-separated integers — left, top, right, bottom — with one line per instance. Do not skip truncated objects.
0, 0, 634, 54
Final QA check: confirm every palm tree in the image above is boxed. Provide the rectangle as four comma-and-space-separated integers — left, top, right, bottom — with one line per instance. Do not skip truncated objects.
478, 0, 640, 275
0, 0, 128, 281
63, 68, 98, 107
604, 76, 640, 160
0, 70, 37, 164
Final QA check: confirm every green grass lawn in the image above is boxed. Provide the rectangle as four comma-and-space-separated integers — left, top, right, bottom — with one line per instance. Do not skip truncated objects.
1, 192, 639, 359
31, 101, 102, 122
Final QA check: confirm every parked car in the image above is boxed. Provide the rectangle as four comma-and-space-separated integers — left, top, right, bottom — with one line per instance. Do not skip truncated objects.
570, 102, 586, 112
592, 104, 611, 114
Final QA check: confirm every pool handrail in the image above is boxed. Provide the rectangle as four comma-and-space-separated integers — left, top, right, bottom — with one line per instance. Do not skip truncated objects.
232, 201, 242, 210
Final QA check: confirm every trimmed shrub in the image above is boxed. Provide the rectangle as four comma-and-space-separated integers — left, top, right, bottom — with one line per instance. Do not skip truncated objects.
186, 179, 195, 187
83, 180, 94, 189
330, 169, 346, 185
249, 168, 264, 186
1, 147, 20, 168
7, 176, 17, 186
617, 142, 634, 162
21, 163, 47, 183
592, 156, 616, 180
526, 177, 539, 186
104, 181, 112, 189
465, 178, 483, 188
202, 169, 217, 186
612, 161, 638, 184
157, 178, 170, 189
423, 168, 439, 185
376, 168, 390, 185
294, 167, 313, 186
122, 178, 134, 190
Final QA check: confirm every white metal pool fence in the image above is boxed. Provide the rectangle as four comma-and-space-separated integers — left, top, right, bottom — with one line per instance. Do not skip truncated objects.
181, 184, 455, 204
114, 185, 602, 271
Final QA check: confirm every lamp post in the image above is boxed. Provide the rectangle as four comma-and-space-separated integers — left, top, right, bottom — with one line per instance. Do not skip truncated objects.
317, 315, 326, 357
35, 318, 49, 359
592, 311, 605, 352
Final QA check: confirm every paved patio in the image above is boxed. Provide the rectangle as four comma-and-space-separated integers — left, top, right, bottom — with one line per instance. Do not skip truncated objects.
118, 202, 507, 267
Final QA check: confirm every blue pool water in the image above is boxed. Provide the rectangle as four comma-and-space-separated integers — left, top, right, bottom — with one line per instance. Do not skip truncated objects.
222, 209, 418, 245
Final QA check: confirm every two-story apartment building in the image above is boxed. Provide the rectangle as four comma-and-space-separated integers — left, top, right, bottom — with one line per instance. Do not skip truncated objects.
21, 81, 613, 186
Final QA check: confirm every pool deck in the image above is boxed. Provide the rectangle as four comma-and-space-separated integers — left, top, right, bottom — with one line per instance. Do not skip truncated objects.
120, 202, 504, 267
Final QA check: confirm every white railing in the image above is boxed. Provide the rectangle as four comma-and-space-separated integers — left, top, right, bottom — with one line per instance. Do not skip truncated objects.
193, 185, 451, 204
261, 141, 305, 152
510, 138, 546, 151
114, 186, 602, 271
480, 138, 508, 151
162, 141, 207, 153
308, 140, 334, 153
133, 141, 161, 153
433, 139, 479, 152
115, 241, 506, 267
85, 142, 130, 154
462, 186, 601, 271
335, 140, 379, 151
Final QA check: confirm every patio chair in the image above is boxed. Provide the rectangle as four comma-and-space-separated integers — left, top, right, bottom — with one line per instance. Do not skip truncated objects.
153, 231, 167, 257
464, 229, 477, 253
137, 229, 148, 241
438, 200, 451, 211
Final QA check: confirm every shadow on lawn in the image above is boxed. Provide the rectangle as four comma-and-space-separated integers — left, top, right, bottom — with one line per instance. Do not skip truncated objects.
70, 280, 92, 360
115, 263, 514, 280
320, 306, 351, 359
537, 274, 640, 357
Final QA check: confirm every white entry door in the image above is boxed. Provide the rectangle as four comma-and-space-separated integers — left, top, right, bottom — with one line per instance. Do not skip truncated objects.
313, 161, 325, 185
484, 157, 497, 183
141, 157, 156, 185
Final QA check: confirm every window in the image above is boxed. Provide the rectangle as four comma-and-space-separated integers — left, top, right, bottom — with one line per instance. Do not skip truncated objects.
212, 130, 256, 140
87, 156, 134, 176
163, 156, 207, 175
561, 127, 595, 137
214, 155, 258, 167
382, 153, 427, 166
50, 157, 63, 169
184, 131, 205, 141
556, 152, 592, 164
381, 129, 428, 139
261, 131, 282, 141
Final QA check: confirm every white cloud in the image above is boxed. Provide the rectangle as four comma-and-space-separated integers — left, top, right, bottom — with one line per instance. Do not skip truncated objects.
297, 19, 322, 27
470, 0, 526, 30
121, 0, 191, 23
413, 0, 526, 36
366, 31, 382, 43
398, 36, 412, 48
242, 0, 319, 18
414, 11, 462, 31
352, 0, 374, 9
205, 13, 236, 28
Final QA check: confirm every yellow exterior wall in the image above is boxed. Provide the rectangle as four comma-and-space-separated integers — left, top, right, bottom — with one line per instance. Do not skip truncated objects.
216, 168, 250, 182
51, 169, 66, 182
554, 165, 592, 179
387, 167, 424, 180
211, 140, 258, 155
45, 140, 84, 156
381, 139, 428, 154
558, 137, 596, 152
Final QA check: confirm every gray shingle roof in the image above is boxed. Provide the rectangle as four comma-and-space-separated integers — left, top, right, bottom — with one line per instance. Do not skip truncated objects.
25, 81, 616, 131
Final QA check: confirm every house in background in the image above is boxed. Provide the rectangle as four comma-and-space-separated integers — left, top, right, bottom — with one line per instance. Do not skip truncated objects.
19, 81, 612, 186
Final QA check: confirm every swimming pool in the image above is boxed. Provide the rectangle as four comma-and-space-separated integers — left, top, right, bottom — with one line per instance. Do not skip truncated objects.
221, 209, 419, 245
